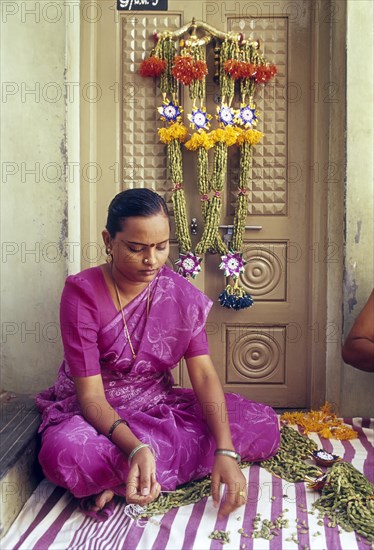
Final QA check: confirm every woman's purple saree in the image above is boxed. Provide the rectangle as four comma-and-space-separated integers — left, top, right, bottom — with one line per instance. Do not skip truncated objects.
36, 265, 280, 503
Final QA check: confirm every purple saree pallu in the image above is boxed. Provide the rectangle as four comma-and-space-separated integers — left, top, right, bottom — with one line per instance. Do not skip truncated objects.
36, 265, 280, 502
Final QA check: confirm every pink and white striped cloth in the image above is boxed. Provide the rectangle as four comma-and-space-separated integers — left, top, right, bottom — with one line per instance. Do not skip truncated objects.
2, 418, 373, 550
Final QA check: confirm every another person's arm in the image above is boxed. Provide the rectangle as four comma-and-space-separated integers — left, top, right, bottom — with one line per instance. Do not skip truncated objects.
342, 290, 374, 372
186, 355, 247, 518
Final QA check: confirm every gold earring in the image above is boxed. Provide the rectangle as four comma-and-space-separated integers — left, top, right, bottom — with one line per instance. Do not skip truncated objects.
106, 249, 113, 263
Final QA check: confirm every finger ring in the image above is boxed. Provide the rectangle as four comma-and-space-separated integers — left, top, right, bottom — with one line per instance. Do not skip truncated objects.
238, 490, 246, 498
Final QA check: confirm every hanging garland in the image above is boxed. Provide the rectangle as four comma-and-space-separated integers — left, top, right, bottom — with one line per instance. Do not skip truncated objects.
141, 34, 200, 276
194, 37, 239, 258
218, 39, 269, 309
139, 26, 277, 308
174, 35, 211, 277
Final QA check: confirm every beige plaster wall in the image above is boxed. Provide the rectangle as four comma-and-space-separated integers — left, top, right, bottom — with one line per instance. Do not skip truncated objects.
340, 0, 374, 416
1, 2, 70, 392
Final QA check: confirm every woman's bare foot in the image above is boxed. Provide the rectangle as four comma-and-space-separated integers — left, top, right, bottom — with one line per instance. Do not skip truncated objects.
90, 489, 115, 512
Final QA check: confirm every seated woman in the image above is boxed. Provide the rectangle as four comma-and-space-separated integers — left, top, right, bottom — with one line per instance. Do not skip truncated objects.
36, 188, 280, 521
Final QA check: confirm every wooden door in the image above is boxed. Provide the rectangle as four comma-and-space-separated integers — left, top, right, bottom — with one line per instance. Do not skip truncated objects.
81, 0, 328, 408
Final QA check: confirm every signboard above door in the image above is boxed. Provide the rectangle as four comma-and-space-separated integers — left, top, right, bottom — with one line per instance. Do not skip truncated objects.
117, 0, 168, 10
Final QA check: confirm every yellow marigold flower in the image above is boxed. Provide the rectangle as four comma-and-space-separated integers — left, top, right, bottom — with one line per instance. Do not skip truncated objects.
320, 427, 333, 439
334, 428, 358, 440
158, 127, 173, 144
212, 127, 239, 146
185, 131, 214, 151
237, 129, 264, 146
158, 123, 188, 144
211, 128, 225, 143
223, 126, 240, 146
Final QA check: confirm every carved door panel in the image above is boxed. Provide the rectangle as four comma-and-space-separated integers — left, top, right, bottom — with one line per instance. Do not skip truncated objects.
83, 0, 315, 407
203, 2, 311, 408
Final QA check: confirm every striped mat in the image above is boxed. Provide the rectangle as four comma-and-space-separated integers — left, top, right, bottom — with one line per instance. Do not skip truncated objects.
2, 418, 373, 550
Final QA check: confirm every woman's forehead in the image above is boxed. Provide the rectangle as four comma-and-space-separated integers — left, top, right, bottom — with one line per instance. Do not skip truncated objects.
119, 214, 170, 240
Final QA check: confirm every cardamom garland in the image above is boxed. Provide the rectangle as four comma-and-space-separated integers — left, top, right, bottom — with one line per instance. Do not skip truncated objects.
157, 35, 192, 256
313, 461, 374, 542
167, 136, 183, 183
189, 43, 206, 102
136, 427, 321, 519
138, 476, 212, 518
197, 147, 210, 220
213, 38, 239, 254
220, 37, 239, 102
134, 426, 374, 543
239, 40, 262, 100
195, 139, 229, 254
171, 187, 191, 253
160, 35, 177, 96
257, 425, 322, 482
189, 42, 212, 241
231, 140, 251, 252
195, 37, 239, 255
230, 39, 267, 254
184, 39, 229, 258
218, 40, 268, 309
187, 41, 214, 255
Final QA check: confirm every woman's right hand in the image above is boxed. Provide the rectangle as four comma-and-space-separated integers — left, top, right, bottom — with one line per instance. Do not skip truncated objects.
125, 447, 161, 505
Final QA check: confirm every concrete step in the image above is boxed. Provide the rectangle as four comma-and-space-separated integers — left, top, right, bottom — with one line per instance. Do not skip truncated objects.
0, 393, 42, 538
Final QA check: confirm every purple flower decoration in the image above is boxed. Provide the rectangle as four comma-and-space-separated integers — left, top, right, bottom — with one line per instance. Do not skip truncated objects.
235, 104, 257, 127
219, 252, 246, 278
216, 104, 237, 126
176, 252, 202, 278
187, 108, 212, 131
158, 100, 182, 123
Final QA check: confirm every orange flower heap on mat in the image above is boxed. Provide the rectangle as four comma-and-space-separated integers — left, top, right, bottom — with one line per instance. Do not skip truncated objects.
280, 402, 358, 440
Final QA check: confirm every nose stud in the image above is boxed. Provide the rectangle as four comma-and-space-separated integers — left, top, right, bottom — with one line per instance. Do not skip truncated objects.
144, 258, 149, 264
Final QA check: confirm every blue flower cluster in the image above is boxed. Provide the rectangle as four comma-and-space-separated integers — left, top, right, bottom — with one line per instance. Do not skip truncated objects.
218, 289, 254, 310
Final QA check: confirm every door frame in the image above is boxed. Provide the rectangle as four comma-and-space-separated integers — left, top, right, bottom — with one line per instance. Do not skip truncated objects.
77, 0, 346, 410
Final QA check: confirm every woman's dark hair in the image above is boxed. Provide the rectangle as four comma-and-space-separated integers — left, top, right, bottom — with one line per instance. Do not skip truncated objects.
106, 188, 169, 237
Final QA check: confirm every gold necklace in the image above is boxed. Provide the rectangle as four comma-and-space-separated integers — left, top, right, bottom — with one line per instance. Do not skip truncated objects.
112, 278, 151, 360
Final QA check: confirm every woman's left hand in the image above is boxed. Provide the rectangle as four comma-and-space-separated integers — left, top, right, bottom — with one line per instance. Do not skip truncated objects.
211, 455, 247, 518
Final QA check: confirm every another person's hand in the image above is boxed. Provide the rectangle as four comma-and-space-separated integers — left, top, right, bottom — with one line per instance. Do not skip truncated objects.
125, 447, 161, 505
211, 455, 247, 518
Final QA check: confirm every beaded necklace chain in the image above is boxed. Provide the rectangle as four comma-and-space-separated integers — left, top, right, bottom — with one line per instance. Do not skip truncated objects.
112, 277, 151, 360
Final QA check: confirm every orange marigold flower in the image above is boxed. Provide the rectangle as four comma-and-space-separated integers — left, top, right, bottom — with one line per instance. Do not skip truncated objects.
193, 60, 208, 80
280, 402, 358, 440
172, 56, 208, 85
224, 59, 243, 80
254, 64, 278, 83
224, 60, 258, 80
139, 56, 166, 78
240, 63, 258, 79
